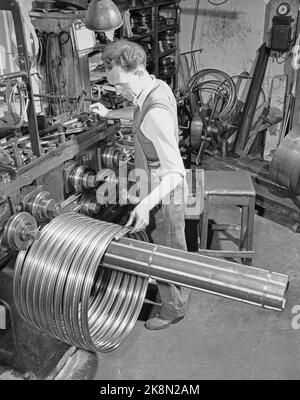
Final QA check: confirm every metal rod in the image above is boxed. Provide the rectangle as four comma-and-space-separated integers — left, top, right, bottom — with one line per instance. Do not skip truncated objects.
0, 71, 28, 80
33, 94, 95, 102
234, 44, 271, 154
103, 237, 289, 311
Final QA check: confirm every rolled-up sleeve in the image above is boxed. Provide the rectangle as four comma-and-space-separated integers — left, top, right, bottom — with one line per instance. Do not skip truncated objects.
140, 107, 186, 178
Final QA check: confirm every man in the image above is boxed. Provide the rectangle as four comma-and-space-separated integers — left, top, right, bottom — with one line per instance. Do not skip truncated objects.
91, 39, 190, 330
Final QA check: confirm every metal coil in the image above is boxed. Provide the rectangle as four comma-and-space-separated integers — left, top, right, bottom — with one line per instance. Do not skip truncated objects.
101, 146, 130, 169
13, 213, 149, 352
187, 69, 237, 123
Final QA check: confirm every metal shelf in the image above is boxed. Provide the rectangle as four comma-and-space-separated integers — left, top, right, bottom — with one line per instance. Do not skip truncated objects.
121, 0, 180, 89
128, 3, 156, 11
158, 23, 178, 33
159, 72, 176, 79
158, 49, 176, 58
83, 44, 106, 55
156, 0, 179, 7
127, 32, 154, 40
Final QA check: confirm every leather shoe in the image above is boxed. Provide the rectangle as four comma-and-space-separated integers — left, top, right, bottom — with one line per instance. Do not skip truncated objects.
144, 315, 184, 330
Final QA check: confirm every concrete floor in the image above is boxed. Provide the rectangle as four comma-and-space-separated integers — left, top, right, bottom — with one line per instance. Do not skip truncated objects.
94, 207, 300, 380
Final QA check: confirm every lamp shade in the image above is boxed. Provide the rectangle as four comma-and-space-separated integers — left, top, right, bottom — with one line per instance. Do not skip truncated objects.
86, 0, 123, 31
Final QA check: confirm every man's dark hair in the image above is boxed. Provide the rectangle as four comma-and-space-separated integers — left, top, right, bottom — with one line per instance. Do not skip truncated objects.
102, 39, 147, 71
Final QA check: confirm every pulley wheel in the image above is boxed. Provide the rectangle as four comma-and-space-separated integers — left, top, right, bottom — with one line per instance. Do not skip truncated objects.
3, 212, 39, 251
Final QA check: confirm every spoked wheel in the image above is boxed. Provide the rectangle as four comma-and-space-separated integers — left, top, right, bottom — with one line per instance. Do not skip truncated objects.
188, 69, 237, 159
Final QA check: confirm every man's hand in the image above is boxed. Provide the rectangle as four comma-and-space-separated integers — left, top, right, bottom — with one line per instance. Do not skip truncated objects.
125, 202, 151, 233
90, 102, 110, 118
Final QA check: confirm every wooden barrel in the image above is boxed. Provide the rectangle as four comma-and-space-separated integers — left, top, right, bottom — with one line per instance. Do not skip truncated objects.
270, 126, 300, 194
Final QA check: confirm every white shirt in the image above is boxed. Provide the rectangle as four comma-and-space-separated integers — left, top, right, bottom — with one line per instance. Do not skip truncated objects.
136, 76, 187, 181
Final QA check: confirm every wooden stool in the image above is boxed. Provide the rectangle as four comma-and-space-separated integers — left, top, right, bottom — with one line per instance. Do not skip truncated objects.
199, 170, 256, 264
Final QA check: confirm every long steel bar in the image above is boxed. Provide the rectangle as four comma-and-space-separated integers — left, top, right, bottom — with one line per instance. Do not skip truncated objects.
103, 238, 289, 311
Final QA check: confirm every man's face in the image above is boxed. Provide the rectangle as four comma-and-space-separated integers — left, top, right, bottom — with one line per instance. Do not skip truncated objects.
106, 64, 143, 103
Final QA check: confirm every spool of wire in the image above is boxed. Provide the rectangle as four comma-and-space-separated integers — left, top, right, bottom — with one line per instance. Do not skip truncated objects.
13, 213, 149, 352
187, 69, 237, 124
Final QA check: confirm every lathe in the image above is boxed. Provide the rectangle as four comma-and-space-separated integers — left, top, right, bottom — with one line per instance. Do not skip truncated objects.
0, 0, 289, 380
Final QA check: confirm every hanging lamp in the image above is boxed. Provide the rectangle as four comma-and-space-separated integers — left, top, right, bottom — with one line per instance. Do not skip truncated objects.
85, 0, 123, 31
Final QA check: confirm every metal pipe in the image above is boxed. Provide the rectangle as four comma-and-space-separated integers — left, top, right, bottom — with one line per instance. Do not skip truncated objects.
0, 71, 28, 80
103, 238, 289, 311
34, 93, 95, 102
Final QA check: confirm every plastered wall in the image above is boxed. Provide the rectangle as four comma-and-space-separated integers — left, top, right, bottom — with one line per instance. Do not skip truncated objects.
179, 0, 268, 75
179, 0, 267, 75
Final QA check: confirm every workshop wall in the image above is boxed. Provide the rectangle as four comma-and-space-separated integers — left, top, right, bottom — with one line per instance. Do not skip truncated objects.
180, 0, 286, 160
180, 0, 266, 76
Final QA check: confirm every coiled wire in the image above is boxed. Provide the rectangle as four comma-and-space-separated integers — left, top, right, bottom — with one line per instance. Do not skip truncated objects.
187, 68, 237, 123
13, 213, 149, 352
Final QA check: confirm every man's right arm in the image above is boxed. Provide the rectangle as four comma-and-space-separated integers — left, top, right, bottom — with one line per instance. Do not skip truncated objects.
90, 102, 134, 121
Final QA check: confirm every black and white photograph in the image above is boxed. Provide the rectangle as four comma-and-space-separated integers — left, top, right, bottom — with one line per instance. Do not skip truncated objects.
0, 0, 299, 385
